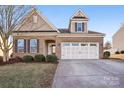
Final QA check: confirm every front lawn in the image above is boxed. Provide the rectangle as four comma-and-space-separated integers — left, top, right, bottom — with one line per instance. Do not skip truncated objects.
110, 54, 124, 60
0, 63, 57, 88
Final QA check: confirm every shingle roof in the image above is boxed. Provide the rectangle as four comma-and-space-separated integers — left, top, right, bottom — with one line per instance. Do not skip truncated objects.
13, 29, 104, 35
13, 30, 57, 33
58, 29, 70, 33
88, 31, 104, 34
58, 28, 104, 35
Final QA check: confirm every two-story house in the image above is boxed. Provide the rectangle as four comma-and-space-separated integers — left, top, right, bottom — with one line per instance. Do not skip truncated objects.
12, 8, 105, 59
113, 25, 124, 52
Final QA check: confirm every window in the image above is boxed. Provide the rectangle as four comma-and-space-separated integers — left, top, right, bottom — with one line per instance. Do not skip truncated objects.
90, 44, 97, 46
77, 23, 82, 32
72, 43, 79, 46
30, 39, 38, 53
81, 44, 88, 46
76, 22, 84, 32
63, 43, 70, 46
33, 15, 37, 23
17, 39, 25, 53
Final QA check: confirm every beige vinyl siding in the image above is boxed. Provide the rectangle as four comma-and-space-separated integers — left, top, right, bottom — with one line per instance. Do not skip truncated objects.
18, 10, 54, 31
113, 26, 124, 51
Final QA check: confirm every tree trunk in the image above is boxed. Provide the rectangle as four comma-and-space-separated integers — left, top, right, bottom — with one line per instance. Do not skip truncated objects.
3, 38, 9, 62
3, 51, 9, 62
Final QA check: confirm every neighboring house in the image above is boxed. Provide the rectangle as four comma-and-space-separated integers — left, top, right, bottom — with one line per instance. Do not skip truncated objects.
12, 8, 105, 59
113, 25, 124, 52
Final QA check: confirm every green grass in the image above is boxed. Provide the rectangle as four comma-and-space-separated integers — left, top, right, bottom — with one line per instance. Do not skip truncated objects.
0, 63, 57, 88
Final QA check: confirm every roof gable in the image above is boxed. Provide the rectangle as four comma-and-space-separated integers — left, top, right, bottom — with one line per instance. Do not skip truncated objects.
16, 8, 59, 33
72, 9, 88, 19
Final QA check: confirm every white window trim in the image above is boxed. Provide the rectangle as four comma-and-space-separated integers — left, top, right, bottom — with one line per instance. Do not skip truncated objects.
77, 22, 82, 32
17, 39, 25, 53
30, 39, 38, 53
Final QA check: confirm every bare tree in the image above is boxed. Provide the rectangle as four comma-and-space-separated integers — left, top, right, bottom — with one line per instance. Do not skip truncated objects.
0, 5, 31, 62
104, 41, 112, 50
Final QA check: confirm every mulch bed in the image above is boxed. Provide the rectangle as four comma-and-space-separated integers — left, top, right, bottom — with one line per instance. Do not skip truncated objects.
0, 58, 58, 66
0, 59, 19, 66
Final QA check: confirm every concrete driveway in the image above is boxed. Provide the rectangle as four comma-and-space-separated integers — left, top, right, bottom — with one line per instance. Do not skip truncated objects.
52, 59, 124, 88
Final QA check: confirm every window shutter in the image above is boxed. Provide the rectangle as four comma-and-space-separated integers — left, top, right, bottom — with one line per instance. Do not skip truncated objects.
15, 39, 17, 53
82, 23, 84, 31
37, 39, 39, 53
24, 39, 26, 53
75, 22, 77, 31
28, 39, 30, 53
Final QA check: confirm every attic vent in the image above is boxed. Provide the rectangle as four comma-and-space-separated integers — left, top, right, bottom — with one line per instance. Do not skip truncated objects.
33, 15, 37, 23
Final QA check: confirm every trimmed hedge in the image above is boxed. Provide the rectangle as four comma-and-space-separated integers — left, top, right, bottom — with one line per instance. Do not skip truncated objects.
46, 55, 58, 63
16, 54, 58, 63
23, 55, 34, 62
115, 51, 120, 54
34, 54, 45, 62
103, 51, 110, 59
120, 50, 124, 54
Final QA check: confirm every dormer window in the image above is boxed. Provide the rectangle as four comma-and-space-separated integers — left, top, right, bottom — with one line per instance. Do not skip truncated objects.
69, 10, 88, 33
33, 15, 37, 23
76, 22, 84, 32
77, 22, 82, 32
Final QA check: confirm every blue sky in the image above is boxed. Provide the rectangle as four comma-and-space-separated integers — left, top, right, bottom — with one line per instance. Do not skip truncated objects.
36, 5, 124, 43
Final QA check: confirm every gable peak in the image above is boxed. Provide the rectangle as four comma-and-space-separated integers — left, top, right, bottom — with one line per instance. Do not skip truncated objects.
16, 8, 60, 33
72, 9, 88, 19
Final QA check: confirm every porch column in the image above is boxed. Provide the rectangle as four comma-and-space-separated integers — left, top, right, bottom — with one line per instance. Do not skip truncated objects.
42, 39, 47, 56
42, 39, 45, 56
55, 39, 61, 59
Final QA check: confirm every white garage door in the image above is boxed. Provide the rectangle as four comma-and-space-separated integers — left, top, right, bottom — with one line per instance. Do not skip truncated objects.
61, 42, 99, 59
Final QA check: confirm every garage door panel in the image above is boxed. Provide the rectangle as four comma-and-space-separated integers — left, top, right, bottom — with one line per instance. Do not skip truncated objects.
61, 42, 99, 59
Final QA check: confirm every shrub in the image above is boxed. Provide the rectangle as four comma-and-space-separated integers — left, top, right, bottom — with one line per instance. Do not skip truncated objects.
120, 50, 124, 54
115, 51, 120, 54
34, 54, 45, 62
0, 56, 3, 62
23, 55, 34, 62
46, 55, 58, 62
103, 51, 110, 59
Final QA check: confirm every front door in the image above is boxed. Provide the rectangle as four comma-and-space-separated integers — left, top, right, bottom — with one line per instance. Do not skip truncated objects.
48, 43, 56, 55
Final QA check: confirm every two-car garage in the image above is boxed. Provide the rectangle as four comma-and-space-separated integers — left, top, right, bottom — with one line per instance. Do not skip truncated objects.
61, 42, 99, 59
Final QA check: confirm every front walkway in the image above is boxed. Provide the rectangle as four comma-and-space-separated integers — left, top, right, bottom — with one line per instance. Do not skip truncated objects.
52, 59, 124, 88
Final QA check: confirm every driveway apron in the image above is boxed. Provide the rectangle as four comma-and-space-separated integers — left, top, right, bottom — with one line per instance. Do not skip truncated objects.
52, 59, 124, 88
